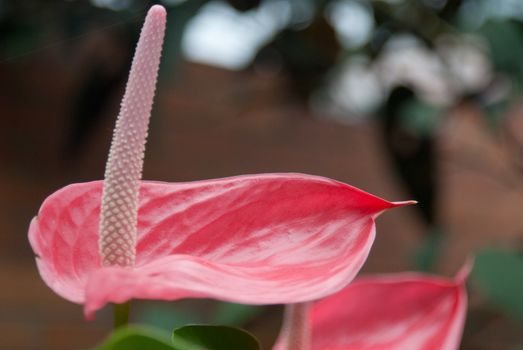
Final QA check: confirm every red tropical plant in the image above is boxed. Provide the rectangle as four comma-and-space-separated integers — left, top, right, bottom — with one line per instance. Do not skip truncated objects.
28, 5, 412, 320
274, 263, 471, 350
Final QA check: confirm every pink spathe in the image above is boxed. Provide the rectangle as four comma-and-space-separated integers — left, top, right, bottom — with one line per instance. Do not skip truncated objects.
29, 174, 410, 318
28, 4, 413, 320
274, 266, 469, 350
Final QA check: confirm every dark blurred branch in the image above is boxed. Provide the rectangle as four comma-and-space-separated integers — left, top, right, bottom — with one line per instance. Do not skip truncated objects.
439, 0, 465, 21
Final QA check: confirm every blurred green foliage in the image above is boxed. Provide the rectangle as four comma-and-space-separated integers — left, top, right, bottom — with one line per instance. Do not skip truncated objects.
173, 325, 260, 350
97, 326, 176, 350
472, 249, 523, 324
136, 301, 261, 332
97, 324, 261, 350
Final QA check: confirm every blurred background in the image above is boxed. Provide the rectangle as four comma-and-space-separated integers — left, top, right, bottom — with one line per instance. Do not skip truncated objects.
1, 0, 523, 349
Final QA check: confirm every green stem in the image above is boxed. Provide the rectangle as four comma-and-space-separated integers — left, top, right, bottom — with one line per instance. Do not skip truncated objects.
113, 302, 130, 329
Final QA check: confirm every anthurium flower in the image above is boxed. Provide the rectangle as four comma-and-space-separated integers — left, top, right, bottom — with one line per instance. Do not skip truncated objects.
28, 5, 412, 320
274, 263, 471, 350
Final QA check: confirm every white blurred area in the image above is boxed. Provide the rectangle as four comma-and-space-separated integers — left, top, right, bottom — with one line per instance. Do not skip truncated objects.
179, 0, 494, 119
325, 0, 374, 49
320, 34, 492, 120
182, 0, 292, 70
88, 0, 507, 119
181, 0, 375, 69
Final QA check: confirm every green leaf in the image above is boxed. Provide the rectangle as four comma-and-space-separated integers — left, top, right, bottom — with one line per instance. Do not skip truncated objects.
472, 249, 523, 322
97, 326, 175, 350
172, 325, 261, 350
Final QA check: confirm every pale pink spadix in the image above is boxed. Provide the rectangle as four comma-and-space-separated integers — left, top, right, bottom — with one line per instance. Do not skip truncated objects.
99, 5, 166, 267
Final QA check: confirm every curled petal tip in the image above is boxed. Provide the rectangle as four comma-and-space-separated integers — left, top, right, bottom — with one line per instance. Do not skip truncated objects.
371, 198, 416, 219
392, 200, 418, 207
374, 200, 416, 216
455, 256, 475, 284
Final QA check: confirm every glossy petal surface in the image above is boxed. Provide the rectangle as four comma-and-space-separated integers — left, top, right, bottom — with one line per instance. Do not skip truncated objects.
275, 272, 467, 350
29, 173, 407, 318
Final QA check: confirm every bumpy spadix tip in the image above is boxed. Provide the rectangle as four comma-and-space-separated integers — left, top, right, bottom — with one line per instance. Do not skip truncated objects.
99, 5, 166, 267
149, 4, 167, 17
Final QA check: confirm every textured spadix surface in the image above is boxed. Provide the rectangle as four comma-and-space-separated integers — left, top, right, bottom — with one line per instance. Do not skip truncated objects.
274, 269, 468, 350
99, 4, 165, 267
28, 173, 409, 318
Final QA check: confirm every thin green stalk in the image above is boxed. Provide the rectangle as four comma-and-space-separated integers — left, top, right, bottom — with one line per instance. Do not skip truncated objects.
113, 302, 130, 329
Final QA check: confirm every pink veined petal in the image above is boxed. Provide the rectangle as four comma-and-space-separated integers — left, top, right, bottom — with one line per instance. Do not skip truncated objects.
28, 173, 411, 318
273, 270, 468, 350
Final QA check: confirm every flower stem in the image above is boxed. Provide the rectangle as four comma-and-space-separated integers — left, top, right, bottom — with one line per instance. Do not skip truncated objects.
113, 302, 130, 329
278, 303, 311, 350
